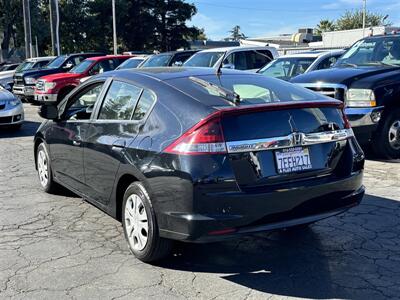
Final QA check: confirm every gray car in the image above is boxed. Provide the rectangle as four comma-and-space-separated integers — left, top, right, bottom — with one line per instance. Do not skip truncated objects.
0, 86, 24, 129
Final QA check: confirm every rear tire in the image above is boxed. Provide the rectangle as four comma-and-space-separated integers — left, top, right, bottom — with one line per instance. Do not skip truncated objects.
372, 109, 400, 159
122, 182, 172, 263
36, 143, 61, 193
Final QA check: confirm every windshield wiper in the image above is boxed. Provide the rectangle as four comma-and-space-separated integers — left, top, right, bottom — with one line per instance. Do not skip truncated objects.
340, 62, 358, 68
189, 76, 241, 105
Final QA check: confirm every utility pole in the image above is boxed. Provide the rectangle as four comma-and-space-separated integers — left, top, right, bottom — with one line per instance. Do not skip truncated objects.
112, 0, 117, 55
362, 0, 367, 37
22, 0, 32, 58
49, 0, 61, 55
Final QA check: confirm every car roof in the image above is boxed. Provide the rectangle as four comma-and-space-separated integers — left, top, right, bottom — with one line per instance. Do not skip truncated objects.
26, 56, 56, 62
278, 49, 345, 59
199, 46, 275, 53
154, 50, 198, 56
84, 55, 132, 61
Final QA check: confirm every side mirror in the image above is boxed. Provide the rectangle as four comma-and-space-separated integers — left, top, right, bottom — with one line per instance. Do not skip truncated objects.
173, 61, 183, 66
64, 63, 74, 70
86, 105, 94, 114
222, 63, 235, 69
39, 104, 59, 120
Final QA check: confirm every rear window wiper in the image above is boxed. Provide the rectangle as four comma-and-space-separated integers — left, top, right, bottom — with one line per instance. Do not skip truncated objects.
189, 76, 241, 105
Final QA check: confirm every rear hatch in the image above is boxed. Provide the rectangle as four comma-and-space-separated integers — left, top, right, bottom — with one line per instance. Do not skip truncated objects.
219, 101, 354, 190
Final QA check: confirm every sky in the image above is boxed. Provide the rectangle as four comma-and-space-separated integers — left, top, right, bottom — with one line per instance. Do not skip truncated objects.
186, 0, 400, 40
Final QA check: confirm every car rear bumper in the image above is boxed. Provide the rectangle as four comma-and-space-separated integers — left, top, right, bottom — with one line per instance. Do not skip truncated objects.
345, 106, 383, 144
158, 171, 364, 242
34, 93, 58, 103
0, 105, 24, 126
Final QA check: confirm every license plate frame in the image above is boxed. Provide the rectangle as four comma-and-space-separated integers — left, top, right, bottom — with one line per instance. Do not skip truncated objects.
275, 146, 312, 174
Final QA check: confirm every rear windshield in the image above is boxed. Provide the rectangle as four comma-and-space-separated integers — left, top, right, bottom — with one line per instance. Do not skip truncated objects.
140, 55, 172, 67
167, 74, 322, 106
259, 57, 316, 80
183, 52, 225, 68
117, 58, 144, 69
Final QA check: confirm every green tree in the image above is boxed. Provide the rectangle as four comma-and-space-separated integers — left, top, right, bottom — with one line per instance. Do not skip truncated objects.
336, 10, 391, 30
315, 19, 335, 35
227, 25, 246, 41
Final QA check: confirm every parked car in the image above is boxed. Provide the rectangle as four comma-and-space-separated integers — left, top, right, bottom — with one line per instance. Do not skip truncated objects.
0, 63, 20, 72
0, 85, 24, 129
35, 67, 365, 262
0, 57, 54, 91
183, 46, 279, 72
116, 57, 147, 70
34, 55, 131, 103
139, 50, 198, 68
258, 50, 345, 81
13, 52, 104, 102
291, 34, 400, 159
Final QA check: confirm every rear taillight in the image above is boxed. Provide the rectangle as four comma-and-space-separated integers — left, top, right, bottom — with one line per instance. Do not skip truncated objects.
164, 115, 227, 155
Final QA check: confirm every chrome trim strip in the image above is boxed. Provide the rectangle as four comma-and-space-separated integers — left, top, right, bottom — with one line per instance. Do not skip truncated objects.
226, 129, 353, 153
296, 83, 348, 91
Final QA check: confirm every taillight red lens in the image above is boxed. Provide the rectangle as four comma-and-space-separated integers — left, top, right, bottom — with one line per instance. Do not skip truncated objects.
164, 115, 227, 155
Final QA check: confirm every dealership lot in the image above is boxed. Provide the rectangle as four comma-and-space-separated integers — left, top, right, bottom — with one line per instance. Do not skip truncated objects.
0, 104, 398, 299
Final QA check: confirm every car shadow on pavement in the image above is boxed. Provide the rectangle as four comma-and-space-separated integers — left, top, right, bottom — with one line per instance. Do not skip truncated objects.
159, 194, 399, 299
0, 121, 42, 138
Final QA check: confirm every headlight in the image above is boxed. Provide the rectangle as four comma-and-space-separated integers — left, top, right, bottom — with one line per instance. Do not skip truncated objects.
44, 81, 57, 91
346, 89, 376, 107
24, 77, 37, 85
9, 98, 21, 107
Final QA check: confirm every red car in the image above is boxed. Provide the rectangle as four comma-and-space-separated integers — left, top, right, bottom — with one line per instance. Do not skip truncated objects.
34, 55, 131, 103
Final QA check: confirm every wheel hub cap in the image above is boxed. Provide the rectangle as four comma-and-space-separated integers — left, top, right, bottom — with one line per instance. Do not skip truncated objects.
124, 194, 149, 251
388, 120, 400, 150
37, 149, 49, 187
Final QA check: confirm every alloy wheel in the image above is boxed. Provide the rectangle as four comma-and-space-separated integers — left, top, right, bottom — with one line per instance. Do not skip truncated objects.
37, 149, 49, 187
124, 194, 149, 251
388, 120, 400, 150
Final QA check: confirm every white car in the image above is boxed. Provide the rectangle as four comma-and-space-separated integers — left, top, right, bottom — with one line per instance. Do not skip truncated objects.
183, 46, 279, 72
0, 86, 24, 129
258, 50, 345, 81
116, 56, 148, 70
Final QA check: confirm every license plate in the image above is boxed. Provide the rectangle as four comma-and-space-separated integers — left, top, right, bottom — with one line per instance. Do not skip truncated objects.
275, 147, 312, 174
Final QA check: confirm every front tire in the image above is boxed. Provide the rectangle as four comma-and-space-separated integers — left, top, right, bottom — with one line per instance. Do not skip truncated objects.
372, 109, 400, 159
122, 182, 172, 263
36, 143, 60, 193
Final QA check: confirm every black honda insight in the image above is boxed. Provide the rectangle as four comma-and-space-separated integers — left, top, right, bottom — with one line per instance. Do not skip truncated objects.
34, 67, 365, 262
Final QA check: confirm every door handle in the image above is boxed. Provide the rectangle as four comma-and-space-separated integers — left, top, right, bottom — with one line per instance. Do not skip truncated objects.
112, 140, 126, 151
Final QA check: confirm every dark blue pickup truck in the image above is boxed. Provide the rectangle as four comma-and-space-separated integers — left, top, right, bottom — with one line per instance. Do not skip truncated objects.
292, 34, 400, 159
13, 52, 104, 102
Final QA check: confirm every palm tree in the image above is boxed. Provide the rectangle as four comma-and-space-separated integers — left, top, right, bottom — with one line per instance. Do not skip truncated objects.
228, 25, 247, 41
315, 20, 335, 35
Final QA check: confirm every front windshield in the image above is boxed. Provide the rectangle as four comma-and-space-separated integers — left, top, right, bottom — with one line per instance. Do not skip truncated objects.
117, 58, 144, 69
46, 55, 67, 69
259, 57, 316, 80
336, 37, 400, 67
140, 55, 172, 67
70, 60, 93, 74
15, 61, 35, 72
184, 52, 224, 68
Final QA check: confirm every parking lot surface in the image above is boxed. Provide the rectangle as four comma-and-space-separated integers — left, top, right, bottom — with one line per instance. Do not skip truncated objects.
0, 103, 399, 300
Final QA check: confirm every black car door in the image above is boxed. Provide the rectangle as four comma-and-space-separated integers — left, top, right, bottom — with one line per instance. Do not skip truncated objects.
47, 80, 107, 193
83, 79, 144, 204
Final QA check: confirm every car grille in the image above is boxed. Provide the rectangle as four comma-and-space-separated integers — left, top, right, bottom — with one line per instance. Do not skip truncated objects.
36, 80, 45, 91
298, 84, 347, 102
0, 116, 12, 124
14, 75, 24, 85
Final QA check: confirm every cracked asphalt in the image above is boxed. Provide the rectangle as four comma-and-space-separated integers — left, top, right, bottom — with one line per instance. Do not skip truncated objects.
0, 103, 399, 300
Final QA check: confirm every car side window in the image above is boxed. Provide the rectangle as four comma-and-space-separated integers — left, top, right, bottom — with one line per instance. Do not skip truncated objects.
37, 61, 49, 68
223, 52, 247, 70
171, 53, 191, 66
64, 83, 105, 121
98, 81, 142, 120
90, 60, 114, 75
246, 50, 272, 69
132, 90, 156, 120
317, 55, 339, 70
